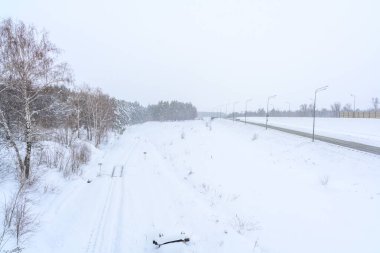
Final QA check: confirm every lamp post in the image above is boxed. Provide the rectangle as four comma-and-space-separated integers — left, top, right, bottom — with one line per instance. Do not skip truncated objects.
312, 85, 328, 142
233, 101, 239, 122
351, 94, 356, 118
245, 98, 253, 124
266, 95, 276, 130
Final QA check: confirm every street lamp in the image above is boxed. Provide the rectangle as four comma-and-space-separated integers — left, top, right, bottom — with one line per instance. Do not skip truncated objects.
312, 85, 328, 142
245, 98, 253, 124
233, 101, 239, 122
351, 94, 356, 118
266, 95, 276, 130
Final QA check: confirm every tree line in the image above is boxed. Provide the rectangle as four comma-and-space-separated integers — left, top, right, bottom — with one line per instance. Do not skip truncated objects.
0, 19, 197, 181
228, 99, 379, 118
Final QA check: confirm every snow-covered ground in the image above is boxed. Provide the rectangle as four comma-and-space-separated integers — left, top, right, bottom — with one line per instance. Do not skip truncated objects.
9, 119, 380, 253
239, 117, 380, 146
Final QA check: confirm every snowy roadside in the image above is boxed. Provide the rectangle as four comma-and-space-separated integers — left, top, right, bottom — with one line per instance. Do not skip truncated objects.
240, 117, 380, 146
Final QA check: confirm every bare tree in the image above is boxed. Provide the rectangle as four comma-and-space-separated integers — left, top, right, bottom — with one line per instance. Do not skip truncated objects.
0, 184, 35, 250
13, 195, 34, 246
85, 88, 115, 146
330, 102, 341, 117
0, 19, 70, 180
343, 103, 352, 111
299, 104, 307, 116
72, 87, 83, 139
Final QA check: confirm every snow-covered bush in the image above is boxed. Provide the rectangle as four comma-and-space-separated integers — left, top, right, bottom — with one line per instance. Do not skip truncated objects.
0, 147, 14, 183
37, 146, 65, 169
13, 196, 34, 246
0, 186, 36, 251
71, 143, 91, 168
62, 143, 91, 178
320, 175, 329, 186
200, 183, 210, 194
53, 128, 76, 147
232, 214, 258, 235
37, 142, 91, 178
204, 118, 213, 131
43, 184, 58, 194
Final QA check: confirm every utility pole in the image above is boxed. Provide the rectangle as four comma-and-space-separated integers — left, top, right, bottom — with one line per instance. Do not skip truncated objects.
351, 94, 356, 118
312, 86, 328, 142
245, 98, 253, 124
266, 95, 276, 130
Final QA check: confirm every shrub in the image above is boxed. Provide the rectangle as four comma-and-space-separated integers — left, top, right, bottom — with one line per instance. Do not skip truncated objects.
1, 186, 36, 251
232, 214, 259, 235
320, 175, 329, 186
38, 142, 91, 178
67, 143, 91, 176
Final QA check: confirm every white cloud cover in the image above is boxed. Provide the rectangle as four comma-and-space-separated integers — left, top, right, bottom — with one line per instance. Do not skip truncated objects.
1, 0, 380, 111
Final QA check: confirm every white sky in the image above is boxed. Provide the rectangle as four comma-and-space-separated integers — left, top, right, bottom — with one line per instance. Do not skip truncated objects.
1, 0, 380, 112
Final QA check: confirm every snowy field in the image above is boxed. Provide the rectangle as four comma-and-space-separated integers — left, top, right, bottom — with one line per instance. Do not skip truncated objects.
239, 117, 380, 146
16, 119, 380, 253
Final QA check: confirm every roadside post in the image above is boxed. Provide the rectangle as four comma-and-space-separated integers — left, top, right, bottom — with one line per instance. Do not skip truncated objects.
98, 162, 102, 176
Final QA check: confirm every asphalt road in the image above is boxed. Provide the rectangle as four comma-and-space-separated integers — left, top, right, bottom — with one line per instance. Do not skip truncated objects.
235, 119, 380, 156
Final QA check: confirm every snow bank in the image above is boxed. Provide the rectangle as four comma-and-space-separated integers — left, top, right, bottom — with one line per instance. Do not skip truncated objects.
240, 117, 380, 146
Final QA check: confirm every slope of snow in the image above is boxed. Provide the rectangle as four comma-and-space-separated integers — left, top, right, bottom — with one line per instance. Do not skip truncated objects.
21, 119, 380, 253
240, 117, 380, 146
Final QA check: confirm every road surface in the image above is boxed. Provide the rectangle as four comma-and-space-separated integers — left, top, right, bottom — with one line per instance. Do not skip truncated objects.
235, 119, 380, 155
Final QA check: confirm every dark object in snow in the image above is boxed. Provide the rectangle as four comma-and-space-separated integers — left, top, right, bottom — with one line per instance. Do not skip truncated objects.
153, 238, 190, 248
87, 180, 92, 183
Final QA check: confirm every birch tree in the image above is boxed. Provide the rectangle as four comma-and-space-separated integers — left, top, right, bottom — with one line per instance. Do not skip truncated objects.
0, 19, 70, 180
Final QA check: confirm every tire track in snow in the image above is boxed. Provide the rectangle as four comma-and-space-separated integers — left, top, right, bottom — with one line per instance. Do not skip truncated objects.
95, 178, 123, 253
85, 179, 115, 253
111, 178, 126, 253
85, 138, 140, 253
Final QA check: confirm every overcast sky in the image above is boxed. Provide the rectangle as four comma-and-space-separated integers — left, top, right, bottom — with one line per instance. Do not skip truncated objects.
1, 0, 380, 112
